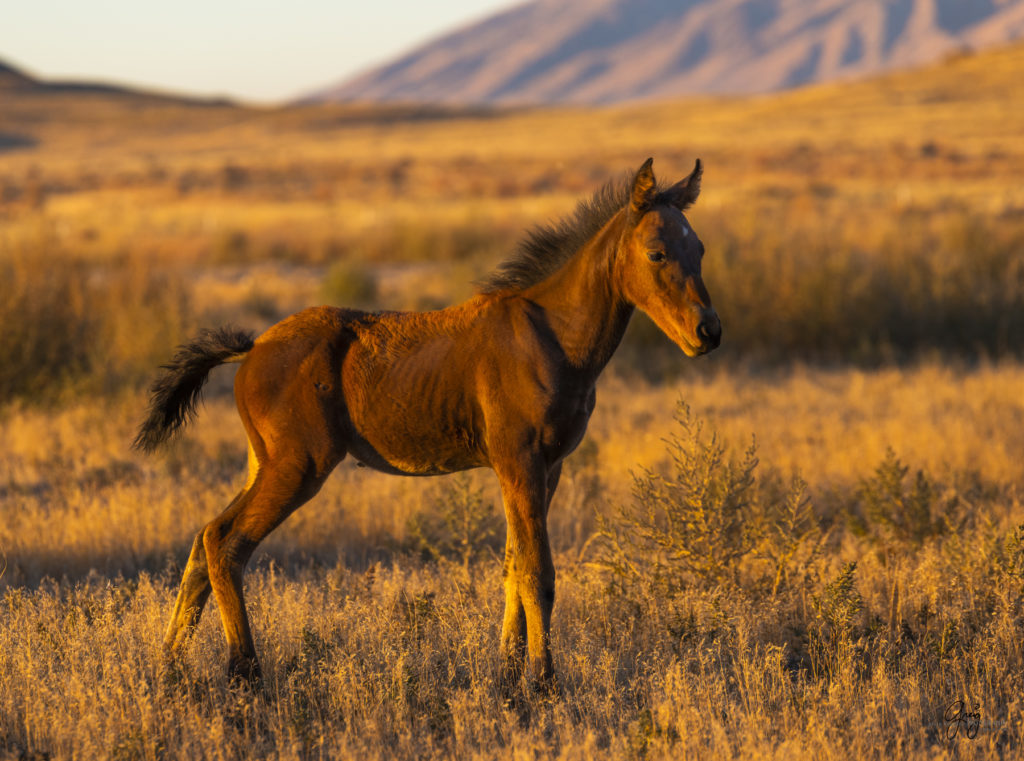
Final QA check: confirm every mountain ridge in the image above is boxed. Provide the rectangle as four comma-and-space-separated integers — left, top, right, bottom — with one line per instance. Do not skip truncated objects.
308, 0, 1024, 105
0, 56, 235, 105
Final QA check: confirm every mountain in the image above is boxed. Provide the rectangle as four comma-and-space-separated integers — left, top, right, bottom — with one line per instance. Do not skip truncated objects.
0, 58, 37, 90
0, 56, 234, 104
308, 0, 1024, 105
0, 57, 242, 154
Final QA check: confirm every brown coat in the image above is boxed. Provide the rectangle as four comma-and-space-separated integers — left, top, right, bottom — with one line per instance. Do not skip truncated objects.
136, 158, 720, 687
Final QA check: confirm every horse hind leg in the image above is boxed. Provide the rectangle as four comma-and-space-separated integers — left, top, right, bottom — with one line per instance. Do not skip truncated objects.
163, 443, 260, 654
202, 451, 335, 683
164, 525, 215, 653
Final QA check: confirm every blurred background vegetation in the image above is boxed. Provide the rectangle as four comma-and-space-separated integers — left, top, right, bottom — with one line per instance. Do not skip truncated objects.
2, 43, 1023, 401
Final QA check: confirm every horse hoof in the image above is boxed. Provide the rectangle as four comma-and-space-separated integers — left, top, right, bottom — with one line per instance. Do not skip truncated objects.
530, 673, 561, 701
227, 654, 262, 687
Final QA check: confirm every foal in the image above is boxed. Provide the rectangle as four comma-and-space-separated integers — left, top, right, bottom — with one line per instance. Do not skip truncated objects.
135, 157, 720, 686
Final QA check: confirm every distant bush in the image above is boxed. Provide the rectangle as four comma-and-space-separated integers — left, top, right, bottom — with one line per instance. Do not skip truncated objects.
4, 199, 1023, 404
321, 259, 379, 307
312, 219, 516, 269
0, 250, 193, 402
0, 254, 94, 399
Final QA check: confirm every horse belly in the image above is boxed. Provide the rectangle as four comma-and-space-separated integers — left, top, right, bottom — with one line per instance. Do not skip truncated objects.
344, 385, 484, 476
346, 426, 482, 476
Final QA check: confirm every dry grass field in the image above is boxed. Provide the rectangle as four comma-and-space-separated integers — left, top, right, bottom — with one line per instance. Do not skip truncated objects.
2, 43, 1024, 760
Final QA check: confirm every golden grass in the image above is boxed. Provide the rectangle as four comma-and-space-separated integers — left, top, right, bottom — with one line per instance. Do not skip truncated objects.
2, 363, 1023, 759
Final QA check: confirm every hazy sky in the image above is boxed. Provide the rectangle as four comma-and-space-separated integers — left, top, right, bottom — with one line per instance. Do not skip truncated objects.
0, 0, 522, 102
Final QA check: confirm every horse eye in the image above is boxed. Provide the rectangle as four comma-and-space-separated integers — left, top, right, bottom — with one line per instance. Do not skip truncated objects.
647, 251, 666, 263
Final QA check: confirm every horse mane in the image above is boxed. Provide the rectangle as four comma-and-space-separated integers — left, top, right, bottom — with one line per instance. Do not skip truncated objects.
475, 163, 692, 294
475, 173, 635, 294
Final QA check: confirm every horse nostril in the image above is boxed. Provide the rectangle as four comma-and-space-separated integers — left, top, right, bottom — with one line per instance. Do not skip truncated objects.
697, 317, 721, 346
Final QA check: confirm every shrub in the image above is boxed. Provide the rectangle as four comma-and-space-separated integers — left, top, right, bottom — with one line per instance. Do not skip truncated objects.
848, 449, 952, 553
756, 474, 819, 596
406, 474, 504, 573
590, 402, 759, 592
808, 561, 864, 680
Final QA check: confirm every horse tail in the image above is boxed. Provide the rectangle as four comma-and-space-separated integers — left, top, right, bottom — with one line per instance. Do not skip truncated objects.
132, 326, 255, 453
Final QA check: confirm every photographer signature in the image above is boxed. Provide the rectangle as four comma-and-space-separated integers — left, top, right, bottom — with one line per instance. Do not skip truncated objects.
944, 700, 981, 740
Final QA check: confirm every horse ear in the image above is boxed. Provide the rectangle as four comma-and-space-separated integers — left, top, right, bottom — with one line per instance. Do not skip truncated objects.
665, 158, 703, 210
630, 157, 657, 214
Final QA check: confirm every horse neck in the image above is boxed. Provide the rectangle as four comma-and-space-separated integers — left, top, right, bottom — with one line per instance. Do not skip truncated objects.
521, 210, 633, 373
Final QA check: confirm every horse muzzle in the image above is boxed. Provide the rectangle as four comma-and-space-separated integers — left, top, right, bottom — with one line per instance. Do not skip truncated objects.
695, 311, 721, 353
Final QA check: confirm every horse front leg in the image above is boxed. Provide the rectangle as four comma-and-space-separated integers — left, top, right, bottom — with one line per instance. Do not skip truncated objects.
496, 458, 558, 687
499, 550, 528, 684
499, 462, 563, 687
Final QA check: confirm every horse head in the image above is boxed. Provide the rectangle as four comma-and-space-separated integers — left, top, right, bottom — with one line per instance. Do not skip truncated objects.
615, 158, 721, 357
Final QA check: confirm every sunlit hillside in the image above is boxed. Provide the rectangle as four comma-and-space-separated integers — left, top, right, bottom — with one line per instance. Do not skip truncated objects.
2, 41, 1023, 260
1, 42, 1024, 761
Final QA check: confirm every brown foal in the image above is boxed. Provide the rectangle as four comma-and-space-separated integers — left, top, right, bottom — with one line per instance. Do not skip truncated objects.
135, 157, 721, 687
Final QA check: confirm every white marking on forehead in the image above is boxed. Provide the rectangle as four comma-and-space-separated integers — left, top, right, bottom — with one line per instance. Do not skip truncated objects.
681, 226, 689, 237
